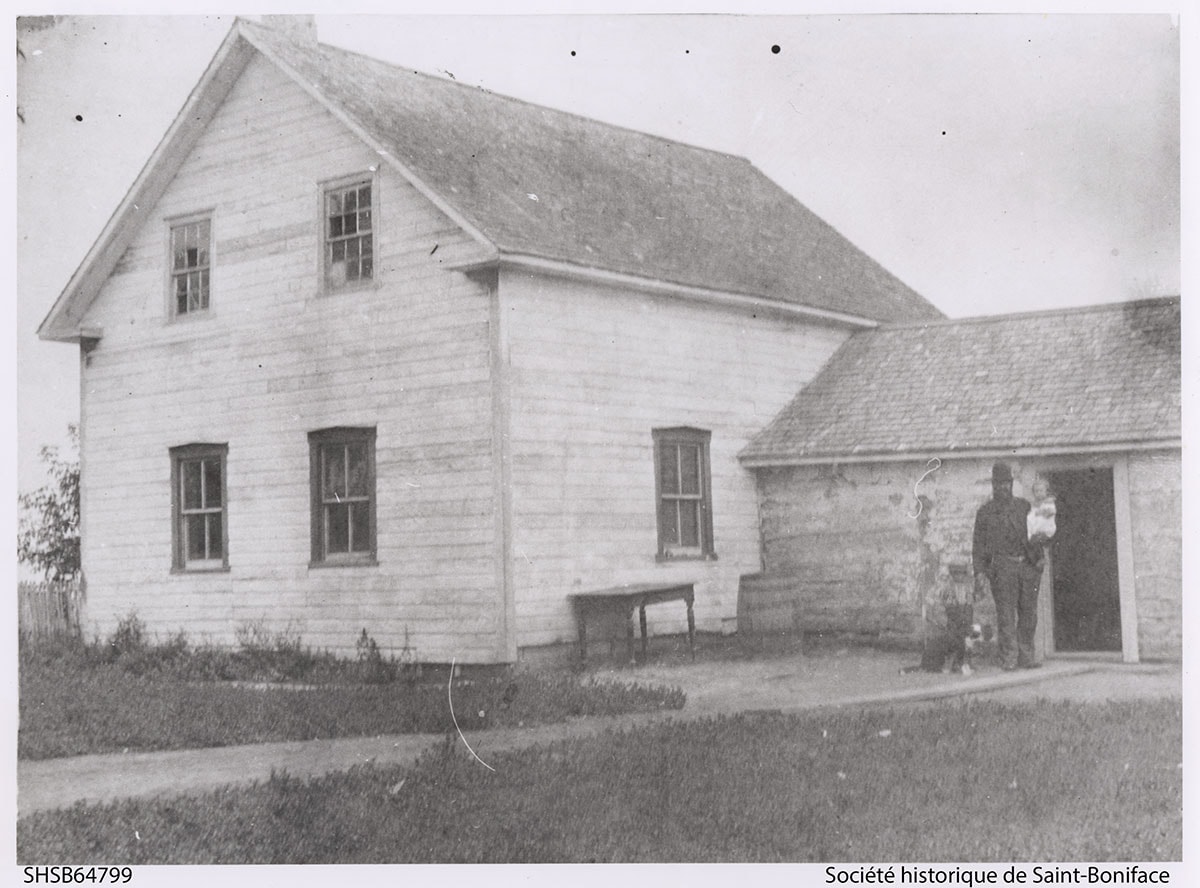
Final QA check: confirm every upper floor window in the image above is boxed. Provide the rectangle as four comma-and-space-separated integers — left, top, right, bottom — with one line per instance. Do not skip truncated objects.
171, 443, 228, 571
309, 427, 377, 566
170, 217, 212, 315
653, 427, 715, 560
323, 179, 374, 291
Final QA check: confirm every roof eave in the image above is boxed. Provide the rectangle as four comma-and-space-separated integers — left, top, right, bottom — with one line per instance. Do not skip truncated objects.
448, 252, 881, 329
37, 26, 259, 344
739, 438, 1183, 468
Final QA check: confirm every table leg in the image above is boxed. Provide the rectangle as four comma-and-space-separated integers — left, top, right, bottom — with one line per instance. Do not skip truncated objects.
626, 609, 636, 664
639, 604, 648, 662
686, 592, 696, 660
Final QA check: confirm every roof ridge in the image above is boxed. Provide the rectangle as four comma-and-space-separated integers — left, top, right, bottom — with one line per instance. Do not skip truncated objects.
234, 18, 940, 324
870, 295, 1180, 333
241, 18, 762, 169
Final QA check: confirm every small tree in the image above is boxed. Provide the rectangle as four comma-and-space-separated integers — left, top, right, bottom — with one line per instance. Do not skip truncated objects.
18, 425, 81, 582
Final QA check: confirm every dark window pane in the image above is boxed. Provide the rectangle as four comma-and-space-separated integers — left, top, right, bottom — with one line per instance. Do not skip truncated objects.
659, 444, 679, 495
346, 443, 369, 496
346, 238, 359, 261
679, 500, 700, 548
207, 513, 223, 559
172, 232, 187, 267
187, 275, 201, 312
182, 461, 203, 510
659, 499, 679, 547
680, 444, 700, 496
323, 446, 346, 499
359, 209, 371, 232
330, 240, 345, 262
204, 458, 221, 508
172, 220, 210, 274
350, 501, 371, 553
344, 189, 358, 212
326, 503, 350, 554
327, 191, 342, 215
360, 256, 373, 279
186, 514, 207, 560
329, 215, 343, 238
361, 235, 373, 256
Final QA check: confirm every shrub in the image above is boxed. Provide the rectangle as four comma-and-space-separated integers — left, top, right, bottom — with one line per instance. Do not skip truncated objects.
17, 425, 80, 582
18, 625, 688, 759
355, 629, 397, 685
234, 619, 325, 681
102, 613, 161, 676
106, 612, 148, 658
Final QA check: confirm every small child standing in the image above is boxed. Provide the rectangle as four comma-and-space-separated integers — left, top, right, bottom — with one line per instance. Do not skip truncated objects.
1027, 478, 1057, 543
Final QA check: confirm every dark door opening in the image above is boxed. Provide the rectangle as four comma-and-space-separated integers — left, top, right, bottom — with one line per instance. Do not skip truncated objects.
1047, 468, 1121, 652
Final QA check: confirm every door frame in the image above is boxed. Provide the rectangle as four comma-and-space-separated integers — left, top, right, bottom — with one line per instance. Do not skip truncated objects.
1027, 456, 1139, 664
1112, 456, 1140, 663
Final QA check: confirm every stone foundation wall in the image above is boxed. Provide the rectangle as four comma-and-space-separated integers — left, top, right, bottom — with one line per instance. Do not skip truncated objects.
1127, 451, 1182, 659
753, 459, 995, 643
750, 450, 1181, 660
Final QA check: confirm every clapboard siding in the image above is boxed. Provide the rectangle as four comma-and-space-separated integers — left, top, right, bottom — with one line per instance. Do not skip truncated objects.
499, 272, 851, 648
78, 54, 504, 661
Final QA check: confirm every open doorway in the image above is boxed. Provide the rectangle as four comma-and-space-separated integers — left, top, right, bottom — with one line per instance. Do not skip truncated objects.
1046, 468, 1122, 652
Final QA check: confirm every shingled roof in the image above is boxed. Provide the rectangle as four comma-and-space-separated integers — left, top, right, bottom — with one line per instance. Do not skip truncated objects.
740, 297, 1181, 465
39, 19, 941, 342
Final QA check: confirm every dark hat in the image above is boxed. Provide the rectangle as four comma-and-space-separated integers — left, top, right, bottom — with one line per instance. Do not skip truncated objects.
991, 462, 1013, 483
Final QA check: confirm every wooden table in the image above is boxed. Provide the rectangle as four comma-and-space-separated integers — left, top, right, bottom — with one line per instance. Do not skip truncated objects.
569, 582, 696, 664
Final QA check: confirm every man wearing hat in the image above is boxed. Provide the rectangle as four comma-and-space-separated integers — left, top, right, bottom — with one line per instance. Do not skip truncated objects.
972, 461, 1042, 670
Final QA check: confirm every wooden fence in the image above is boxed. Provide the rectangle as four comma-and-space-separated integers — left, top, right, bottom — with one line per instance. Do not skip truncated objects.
18, 580, 84, 642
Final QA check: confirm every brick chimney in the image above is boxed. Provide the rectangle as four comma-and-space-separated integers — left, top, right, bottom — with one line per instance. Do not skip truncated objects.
260, 15, 317, 44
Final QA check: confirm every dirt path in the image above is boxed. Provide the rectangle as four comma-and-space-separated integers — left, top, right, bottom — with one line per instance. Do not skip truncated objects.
18, 652, 1180, 817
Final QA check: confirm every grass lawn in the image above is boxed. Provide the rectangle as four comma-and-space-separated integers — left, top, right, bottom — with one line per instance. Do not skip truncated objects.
18, 698, 1181, 863
19, 636, 684, 760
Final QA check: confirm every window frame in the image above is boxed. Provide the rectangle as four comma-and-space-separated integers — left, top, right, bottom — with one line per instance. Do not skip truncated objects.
170, 443, 229, 573
166, 212, 214, 320
309, 427, 378, 567
652, 427, 716, 561
319, 173, 377, 294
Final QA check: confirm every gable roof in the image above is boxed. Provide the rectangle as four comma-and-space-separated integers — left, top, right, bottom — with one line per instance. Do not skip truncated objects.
38, 18, 941, 342
740, 297, 1181, 466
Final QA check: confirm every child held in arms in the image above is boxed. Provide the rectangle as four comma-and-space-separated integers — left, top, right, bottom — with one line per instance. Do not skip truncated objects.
1027, 478, 1056, 544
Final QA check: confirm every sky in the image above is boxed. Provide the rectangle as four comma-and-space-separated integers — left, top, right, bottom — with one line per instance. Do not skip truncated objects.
13, 12, 1183, 494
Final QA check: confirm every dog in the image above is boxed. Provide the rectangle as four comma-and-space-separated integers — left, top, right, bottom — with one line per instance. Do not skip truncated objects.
901, 602, 987, 675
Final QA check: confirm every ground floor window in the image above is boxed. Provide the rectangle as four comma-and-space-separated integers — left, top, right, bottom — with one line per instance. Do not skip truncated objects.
653, 427, 715, 559
309, 427, 377, 565
170, 443, 228, 571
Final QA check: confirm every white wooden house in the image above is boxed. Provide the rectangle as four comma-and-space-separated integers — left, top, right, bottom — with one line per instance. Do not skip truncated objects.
38, 19, 942, 662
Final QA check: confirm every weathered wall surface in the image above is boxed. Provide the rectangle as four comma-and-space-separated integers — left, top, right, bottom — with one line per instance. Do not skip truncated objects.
1127, 450, 1182, 659
78, 54, 503, 660
499, 271, 852, 648
753, 459, 990, 640
751, 451, 1181, 659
